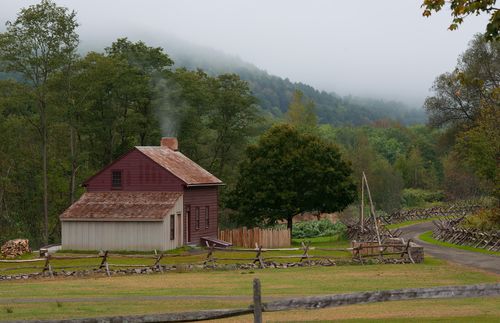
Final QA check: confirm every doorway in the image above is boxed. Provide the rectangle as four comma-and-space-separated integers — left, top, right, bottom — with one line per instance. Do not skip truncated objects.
177, 212, 182, 246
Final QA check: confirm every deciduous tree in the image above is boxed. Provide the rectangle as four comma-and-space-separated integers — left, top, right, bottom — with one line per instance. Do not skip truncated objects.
0, 0, 79, 244
228, 124, 356, 231
422, 0, 499, 41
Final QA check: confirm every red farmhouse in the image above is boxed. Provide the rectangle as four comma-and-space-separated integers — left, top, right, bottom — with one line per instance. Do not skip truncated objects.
60, 138, 223, 251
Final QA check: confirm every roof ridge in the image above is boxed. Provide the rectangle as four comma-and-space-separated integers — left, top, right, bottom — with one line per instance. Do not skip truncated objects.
135, 146, 223, 186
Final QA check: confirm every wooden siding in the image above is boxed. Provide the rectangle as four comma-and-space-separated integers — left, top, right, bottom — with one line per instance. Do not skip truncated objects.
85, 149, 185, 192
61, 196, 184, 251
183, 186, 218, 245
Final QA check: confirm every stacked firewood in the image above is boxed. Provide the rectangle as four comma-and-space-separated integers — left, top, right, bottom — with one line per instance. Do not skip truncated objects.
0, 239, 31, 258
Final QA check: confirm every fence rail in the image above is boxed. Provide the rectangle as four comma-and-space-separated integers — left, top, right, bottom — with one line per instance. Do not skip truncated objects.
385, 204, 481, 224
218, 227, 291, 248
10, 281, 500, 323
433, 219, 500, 252
0, 239, 423, 278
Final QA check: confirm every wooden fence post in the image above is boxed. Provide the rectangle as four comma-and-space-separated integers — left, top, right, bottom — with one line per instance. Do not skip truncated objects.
404, 239, 415, 264
253, 244, 265, 269
300, 241, 311, 265
204, 242, 216, 267
42, 255, 53, 278
152, 253, 164, 273
253, 278, 263, 323
99, 250, 110, 277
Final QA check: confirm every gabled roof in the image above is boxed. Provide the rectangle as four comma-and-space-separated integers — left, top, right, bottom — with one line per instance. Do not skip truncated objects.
136, 146, 223, 186
60, 192, 182, 221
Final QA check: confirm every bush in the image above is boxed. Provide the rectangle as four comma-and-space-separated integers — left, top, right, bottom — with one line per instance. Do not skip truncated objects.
463, 208, 500, 231
401, 188, 445, 208
292, 220, 346, 239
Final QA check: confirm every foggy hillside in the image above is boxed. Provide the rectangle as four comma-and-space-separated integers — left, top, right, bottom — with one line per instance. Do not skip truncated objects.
4, 34, 428, 126
162, 37, 427, 125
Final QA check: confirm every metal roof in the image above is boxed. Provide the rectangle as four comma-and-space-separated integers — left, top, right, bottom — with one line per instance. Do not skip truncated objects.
136, 146, 223, 186
60, 191, 182, 221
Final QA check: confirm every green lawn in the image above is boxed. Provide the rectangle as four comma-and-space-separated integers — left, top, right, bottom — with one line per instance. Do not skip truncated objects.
0, 255, 499, 321
0, 236, 353, 276
419, 231, 500, 256
385, 217, 440, 230
1, 235, 499, 321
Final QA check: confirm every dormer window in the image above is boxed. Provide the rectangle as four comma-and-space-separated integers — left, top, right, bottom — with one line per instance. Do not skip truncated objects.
112, 170, 122, 188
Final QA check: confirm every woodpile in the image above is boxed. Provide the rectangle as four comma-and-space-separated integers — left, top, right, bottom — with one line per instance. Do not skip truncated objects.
1, 239, 31, 258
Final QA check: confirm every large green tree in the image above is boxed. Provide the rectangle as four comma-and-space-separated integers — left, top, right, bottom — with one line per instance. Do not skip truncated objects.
424, 34, 499, 128
424, 34, 499, 200
228, 124, 356, 230
0, 0, 79, 245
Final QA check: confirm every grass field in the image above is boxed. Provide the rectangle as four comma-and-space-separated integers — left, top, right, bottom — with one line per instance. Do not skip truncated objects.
385, 217, 440, 230
1, 255, 499, 321
419, 231, 500, 256
0, 236, 353, 276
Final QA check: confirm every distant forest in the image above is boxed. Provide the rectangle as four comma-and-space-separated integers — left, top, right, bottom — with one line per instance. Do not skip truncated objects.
168, 42, 427, 125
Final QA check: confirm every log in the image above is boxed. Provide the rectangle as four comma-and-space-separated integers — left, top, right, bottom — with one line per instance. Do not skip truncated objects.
263, 283, 500, 312
8, 308, 253, 323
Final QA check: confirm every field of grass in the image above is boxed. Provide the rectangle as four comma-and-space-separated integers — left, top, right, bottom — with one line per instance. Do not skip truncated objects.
0, 254, 499, 321
385, 217, 439, 230
419, 231, 500, 256
0, 236, 353, 276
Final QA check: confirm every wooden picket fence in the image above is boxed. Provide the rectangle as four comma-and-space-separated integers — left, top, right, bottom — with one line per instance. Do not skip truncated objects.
218, 227, 291, 248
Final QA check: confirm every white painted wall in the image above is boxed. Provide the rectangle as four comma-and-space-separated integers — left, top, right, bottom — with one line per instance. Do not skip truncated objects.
61, 195, 184, 251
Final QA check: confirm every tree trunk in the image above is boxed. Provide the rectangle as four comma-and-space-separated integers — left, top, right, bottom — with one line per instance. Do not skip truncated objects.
287, 216, 293, 230
41, 101, 49, 246
69, 126, 77, 204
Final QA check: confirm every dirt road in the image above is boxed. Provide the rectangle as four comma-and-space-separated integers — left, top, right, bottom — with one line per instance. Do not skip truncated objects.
399, 222, 500, 274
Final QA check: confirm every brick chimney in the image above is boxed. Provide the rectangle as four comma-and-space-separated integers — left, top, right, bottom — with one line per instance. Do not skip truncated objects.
161, 137, 178, 151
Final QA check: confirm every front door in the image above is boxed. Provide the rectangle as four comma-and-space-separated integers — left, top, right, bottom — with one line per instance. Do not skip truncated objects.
186, 205, 191, 243
177, 212, 182, 246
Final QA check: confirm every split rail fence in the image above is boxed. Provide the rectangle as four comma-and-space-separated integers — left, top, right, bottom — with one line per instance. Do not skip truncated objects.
218, 227, 291, 248
0, 251, 178, 277
0, 239, 422, 278
204, 239, 422, 268
10, 280, 500, 322
385, 204, 481, 224
432, 218, 500, 252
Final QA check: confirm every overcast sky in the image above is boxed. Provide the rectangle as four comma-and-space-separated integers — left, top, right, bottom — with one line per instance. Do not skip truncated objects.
1, 0, 490, 106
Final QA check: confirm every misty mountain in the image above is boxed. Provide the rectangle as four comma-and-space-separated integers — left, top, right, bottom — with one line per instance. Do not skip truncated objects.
1, 34, 427, 126
163, 37, 427, 125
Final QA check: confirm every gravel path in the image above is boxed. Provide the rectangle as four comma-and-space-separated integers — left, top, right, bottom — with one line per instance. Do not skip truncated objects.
399, 222, 500, 274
